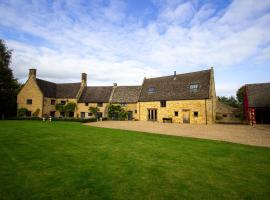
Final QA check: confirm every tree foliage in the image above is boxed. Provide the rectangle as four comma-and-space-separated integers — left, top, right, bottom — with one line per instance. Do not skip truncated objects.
17, 108, 29, 117
55, 102, 77, 117
89, 106, 100, 118
218, 96, 239, 108
236, 86, 245, 106
32, 108, 40, 117
0, 39, 21, 118
107, 104, 127, 120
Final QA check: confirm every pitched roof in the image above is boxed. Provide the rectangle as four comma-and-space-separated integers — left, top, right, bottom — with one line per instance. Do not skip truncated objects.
139, 69, 211, 102
246, 83, 270, 107
36, 78, 81, 98
111, 86, 142, 103
79, 86, 113, 103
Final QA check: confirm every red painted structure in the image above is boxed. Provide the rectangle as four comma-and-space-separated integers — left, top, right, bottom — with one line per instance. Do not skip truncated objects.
244, 83, 270, 125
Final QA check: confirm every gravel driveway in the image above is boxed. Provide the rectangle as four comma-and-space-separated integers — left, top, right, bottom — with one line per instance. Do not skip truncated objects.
85, 121, 270, 147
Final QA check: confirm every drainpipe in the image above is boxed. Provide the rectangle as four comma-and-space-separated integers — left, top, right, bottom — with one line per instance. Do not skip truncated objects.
205, 98, 208, 125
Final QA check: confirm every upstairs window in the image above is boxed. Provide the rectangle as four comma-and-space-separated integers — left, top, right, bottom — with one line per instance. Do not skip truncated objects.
61, 100, 66, 105
190, 84, 199, 93
51, 99, 56, 105
160, 100, 166, 107
85, 103, 89, 106
97, 102, 103, 107
194, 111, 199, 118
26, 99, 32, 105
148, 87, 156, 94
120, 103, 127, 107
175, 111, 178, 117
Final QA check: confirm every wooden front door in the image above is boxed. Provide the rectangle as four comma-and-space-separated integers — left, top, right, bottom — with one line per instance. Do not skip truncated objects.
183, 110, 190, 123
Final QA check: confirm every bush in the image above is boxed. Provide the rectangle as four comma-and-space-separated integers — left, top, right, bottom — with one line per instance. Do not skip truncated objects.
17, 108, 29, 117
5, 117, 97, 123
51, 117, 97, 123
32, 109, 40, 117
6, 117, 42, 121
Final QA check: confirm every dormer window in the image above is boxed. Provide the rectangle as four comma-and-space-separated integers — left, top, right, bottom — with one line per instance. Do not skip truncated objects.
148, 87, 156, 94
190, 84, 199, 93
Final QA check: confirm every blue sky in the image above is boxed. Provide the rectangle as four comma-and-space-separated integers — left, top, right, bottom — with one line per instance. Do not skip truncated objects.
0, 0, 270, 96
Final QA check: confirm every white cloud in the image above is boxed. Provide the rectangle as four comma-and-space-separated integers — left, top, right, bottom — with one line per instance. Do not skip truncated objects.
0, 0, 270, 96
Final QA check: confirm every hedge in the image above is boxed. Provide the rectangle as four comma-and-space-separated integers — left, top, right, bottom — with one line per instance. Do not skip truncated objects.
4, 117, 98, 123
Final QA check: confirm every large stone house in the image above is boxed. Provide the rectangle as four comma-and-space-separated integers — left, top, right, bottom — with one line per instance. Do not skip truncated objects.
17, 68, 216, 124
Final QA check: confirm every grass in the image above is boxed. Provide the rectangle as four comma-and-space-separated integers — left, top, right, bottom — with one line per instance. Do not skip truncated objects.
0, 121, 269, 200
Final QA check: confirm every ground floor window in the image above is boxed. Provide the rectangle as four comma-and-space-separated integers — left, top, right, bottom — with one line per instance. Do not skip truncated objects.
174, 111, 178, 116
26, 111, 32, 117
69, 112, 74, 118
194, 111, 199, 118
148, 109, 157, 121
88, 112, 92, 117
50, 111, 55, 117
60, 112, 65, 117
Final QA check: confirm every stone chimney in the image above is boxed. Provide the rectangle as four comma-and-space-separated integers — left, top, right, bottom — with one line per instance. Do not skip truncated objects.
81, 73, 87, 86
173, 71, 176, 80
113, 83, 117, 87
29, 68, 36, 79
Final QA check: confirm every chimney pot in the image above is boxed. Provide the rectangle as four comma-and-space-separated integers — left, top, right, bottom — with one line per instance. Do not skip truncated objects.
29, 68, 36, 79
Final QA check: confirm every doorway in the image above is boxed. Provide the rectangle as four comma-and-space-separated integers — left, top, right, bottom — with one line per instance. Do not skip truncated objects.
148, 109, 157, 121
127, 111, 133, 120
182, 110, 190, 123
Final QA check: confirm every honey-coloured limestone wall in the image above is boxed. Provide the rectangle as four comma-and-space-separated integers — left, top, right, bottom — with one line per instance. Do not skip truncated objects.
76, 103, 110, 118
43, 98, 77, 117
138, 99, 215, 124
17, 76, 43, 117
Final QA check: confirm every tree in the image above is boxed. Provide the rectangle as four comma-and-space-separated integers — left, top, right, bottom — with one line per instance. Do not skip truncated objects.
107, 104, 127, 120
0, 39, 21, 118
17, 108, 29, 117
55, 102, 77, 117
236, 86, 245, 106
89, 106, 100, 119
218, 96, 239, 108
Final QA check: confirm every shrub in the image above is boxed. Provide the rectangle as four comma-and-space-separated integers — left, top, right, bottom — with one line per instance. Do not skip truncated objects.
107, 104, 128, 120
32, 108, 40, 117
89, 107, 100, 118
51, 117, 97, 123
6, 117, 42, 121
17, 108, 29, 117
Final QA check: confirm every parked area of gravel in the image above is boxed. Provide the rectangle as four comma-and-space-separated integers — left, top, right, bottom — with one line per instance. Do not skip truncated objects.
86, 121, 270, 147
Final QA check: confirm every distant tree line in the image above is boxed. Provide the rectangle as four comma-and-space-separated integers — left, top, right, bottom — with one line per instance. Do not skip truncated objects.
218, 86, 245, 109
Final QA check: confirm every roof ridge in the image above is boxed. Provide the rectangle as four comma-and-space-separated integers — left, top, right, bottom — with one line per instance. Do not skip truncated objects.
56, 82, 81, 85
246, 82, 270, 86
36, 78, 56, 85
145, 69, 211, 80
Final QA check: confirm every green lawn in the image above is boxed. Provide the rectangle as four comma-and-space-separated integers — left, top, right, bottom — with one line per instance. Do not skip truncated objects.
0, 121, 269, 200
